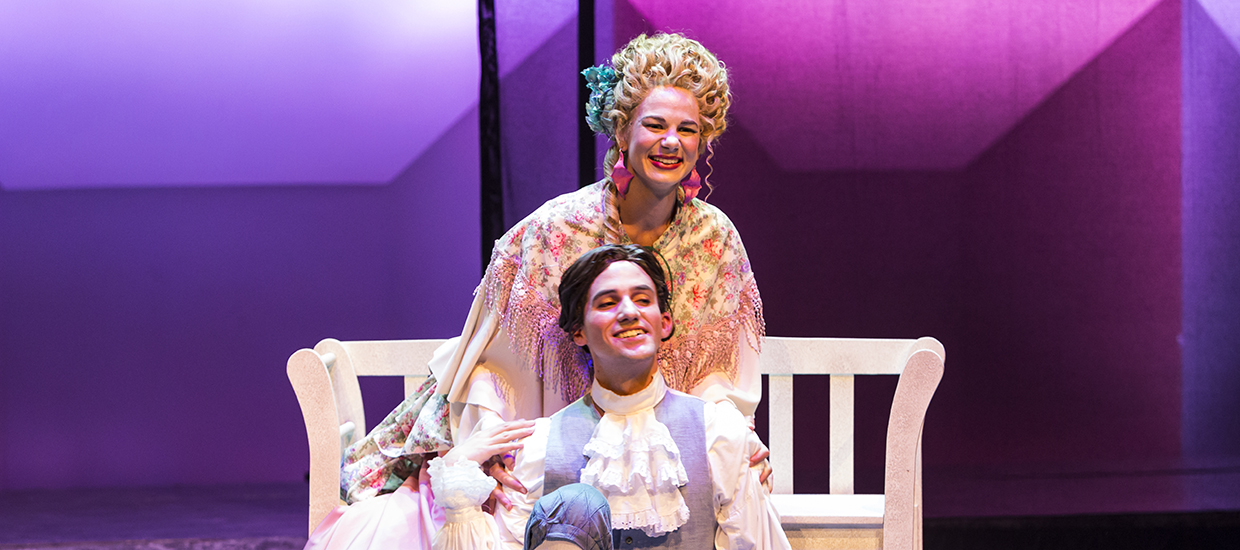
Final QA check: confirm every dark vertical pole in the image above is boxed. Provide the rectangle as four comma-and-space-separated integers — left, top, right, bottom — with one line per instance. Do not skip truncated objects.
478, 0, 503, 274
578, 0, 595, 188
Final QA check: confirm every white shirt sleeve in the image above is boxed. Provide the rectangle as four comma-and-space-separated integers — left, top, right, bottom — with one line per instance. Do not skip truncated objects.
689, 325, 762, 417
429, 418, 551, 550
428, 289, 494, 405
428, 289, 547, 444
704, 402, 791, 550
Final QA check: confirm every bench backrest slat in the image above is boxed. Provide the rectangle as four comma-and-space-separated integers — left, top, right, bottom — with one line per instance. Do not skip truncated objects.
758, 337, 934, 495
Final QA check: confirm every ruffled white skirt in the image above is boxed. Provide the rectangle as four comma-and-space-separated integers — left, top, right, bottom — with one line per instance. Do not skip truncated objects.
305, 464, 445, 550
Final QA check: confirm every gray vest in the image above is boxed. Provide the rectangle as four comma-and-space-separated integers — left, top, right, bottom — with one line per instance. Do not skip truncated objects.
544, 390, 717, 550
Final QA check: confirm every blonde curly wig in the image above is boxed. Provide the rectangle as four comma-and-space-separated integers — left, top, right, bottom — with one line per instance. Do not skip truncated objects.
590, 33, 732, 185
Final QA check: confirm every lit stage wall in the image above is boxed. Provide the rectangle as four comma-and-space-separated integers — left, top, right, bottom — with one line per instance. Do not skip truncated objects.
0, 1, 481, 189
1, 0, 1236, 517
607, 0, 1235, 512
621, 0, 1183, 489
0, 1, 484, 488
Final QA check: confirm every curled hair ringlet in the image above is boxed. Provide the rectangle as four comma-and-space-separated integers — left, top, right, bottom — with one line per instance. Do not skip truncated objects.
586, 33, 732, 196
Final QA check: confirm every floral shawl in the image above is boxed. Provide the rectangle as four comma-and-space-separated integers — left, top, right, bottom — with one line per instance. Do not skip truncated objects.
340, 180, 763, 503
483, 180, 764, 402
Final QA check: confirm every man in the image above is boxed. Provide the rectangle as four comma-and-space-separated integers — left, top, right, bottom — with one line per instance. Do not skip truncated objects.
430, 244, 789, 550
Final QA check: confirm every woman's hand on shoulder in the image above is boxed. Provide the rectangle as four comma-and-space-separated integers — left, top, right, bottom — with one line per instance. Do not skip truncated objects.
442, 419, 535, 468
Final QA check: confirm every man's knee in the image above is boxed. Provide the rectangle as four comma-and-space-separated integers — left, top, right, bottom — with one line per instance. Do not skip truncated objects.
524, 483, 612, 550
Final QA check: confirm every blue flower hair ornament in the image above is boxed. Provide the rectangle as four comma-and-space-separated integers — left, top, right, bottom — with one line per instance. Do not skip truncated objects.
582, 64, 619, 137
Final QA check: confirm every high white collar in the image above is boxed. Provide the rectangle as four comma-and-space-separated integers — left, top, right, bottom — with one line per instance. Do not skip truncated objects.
590, 370, 667, 416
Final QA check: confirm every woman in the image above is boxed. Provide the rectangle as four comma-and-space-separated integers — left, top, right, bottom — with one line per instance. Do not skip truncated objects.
309, 32, 765, 548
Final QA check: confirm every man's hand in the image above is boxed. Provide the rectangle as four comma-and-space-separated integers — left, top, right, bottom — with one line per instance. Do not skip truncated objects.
442, 420, 535, 512
746, 417, 773, 492
481, 454, 528, 512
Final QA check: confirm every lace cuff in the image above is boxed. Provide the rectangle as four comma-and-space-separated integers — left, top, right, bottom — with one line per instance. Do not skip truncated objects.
428, 457, 496, 516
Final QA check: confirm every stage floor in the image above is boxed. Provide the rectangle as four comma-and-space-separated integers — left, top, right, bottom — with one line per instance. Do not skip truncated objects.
1, 473, 1238, 549
0, 483, 307, 549
926, 462, 1240, 517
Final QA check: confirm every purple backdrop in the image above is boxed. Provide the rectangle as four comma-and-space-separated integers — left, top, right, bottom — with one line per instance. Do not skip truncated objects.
954, 0, 1181, 473
0, 107, 480, 487
496, 0, 580, 226
1183, 0, 1240, 472
0, 1, 482, 490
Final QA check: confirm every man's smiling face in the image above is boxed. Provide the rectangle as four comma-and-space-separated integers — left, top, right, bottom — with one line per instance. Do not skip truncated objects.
571, 260, 673, 393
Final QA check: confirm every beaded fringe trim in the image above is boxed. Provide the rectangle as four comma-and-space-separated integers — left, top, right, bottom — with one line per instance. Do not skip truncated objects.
483, 255, 765, 403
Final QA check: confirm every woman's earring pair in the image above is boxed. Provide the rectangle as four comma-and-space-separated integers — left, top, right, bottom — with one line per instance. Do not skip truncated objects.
612, 152, 700, 204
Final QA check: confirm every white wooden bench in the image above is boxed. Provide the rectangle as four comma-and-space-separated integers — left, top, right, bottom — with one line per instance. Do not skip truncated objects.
288, 336, 944, 549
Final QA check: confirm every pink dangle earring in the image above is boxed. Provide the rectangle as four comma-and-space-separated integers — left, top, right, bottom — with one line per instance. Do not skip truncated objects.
680, 169, 701, 204
612, 151, 634, 197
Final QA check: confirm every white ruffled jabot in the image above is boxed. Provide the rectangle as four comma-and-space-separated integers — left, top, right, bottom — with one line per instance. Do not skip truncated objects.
580, 373, 690, 537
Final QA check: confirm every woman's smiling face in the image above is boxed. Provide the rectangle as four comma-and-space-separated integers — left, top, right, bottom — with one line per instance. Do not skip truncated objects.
618, 86, 702, 197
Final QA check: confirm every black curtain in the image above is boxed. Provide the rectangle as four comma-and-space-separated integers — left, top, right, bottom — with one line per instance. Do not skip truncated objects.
480, 0, 596, 274
578, 0, 595, 188
478, 0, 502, 275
